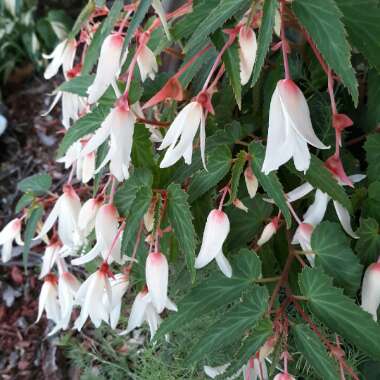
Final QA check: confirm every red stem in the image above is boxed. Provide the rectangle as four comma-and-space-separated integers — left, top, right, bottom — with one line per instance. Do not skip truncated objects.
280, 0, 291, 80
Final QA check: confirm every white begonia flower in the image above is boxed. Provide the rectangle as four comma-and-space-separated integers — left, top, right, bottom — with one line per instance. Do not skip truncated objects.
137, 44, 158, 82
39, 240, 62, 279
43, 39, 76, 80
194, 209, 232, 278
0, 218, 23, 263
262, 79, 329, 174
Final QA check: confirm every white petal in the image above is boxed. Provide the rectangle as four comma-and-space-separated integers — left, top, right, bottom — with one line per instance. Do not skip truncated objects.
146, 252, 169, 313
82, 152, 96, 183
239, 26, 257, 85
257, 222, 276, 247
0, 219, 21, 245
1, 240, 13, 263
215, 251, 232, 278
204, 363, 230, 379
137, 45, 158, 82
145, 303, 161, 340
165, 297, 178, 312
303, 190, 329, 225
333, 201, 358, 239
244, 168, 259, 199
195, 209, 230, 269
122, 291, 150, 334
71, 241, 102, 265
34, 197, 62, 240
361, 262, 380, 321
286, 182, 314, 203
199, 110, 207, 170
43, 40, 66, 79
349, 174, 366, 183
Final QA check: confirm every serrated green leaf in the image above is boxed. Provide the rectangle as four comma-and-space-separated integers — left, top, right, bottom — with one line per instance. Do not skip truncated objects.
364, 134, 380, 183
311, 222, 363, 295
249, 142, 291, 227
57, 105, 109, 157
299, 267, 380, 361
120, 186, 152, 256
211, 30, 241, 109
58, 74, 93, 96
82, 0, 124, 75
228, 150, 246, 203
288, 155, 352, 213
23, 205, 43, 272
292, 0, 358, 105
363, 181, 380, 222
251, 0, 278, 87
335, 0, 380, 73
234, 248, 262, 281
355, 218, 380, 265
69, 0, 96, 38
131, 124, 155, 170
17, 173, 52, 195
223, 319, 273, 378
187, 285, 269, 363
15, 193, 34, 213
184, 0, 252, 54
365, 69, 380, 132
188, 145, 231, 203
226, 196, 273, 250
167, 183, 197, 281
293, 324, 340, 380
114, 169, 153, 216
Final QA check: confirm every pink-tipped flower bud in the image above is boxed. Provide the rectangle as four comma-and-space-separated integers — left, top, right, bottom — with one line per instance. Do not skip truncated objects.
239, 26, 257, 85
244, 166, 258, 198
257, 217, 279, 247
361, 261, 380, 321
233, 198, 248, 213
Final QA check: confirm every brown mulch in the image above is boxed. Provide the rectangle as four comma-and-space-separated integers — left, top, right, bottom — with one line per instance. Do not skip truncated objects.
0, 74, 75, 379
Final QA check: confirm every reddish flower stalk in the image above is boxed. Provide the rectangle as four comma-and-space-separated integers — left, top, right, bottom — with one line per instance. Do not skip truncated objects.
104, 220, 125, 264
280, 0, 291, 80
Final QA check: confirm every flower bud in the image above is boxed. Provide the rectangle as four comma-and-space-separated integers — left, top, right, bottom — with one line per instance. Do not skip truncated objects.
233, 198, 248, 213
257, 217, 279, 247
244, 166, 258, 198
361, 261, 380, 321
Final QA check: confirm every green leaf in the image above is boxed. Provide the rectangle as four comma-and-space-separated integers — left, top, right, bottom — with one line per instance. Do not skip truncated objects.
131, 124, 155, 170
123, 0, 152, 50
184, 0, 252, 54
23, 205, 43, 272
188, 145, 231, 203
288, 155, 352, 213
365, 69, 380, 132
251, 0, 278, 87
211, 30, 241, 109
187, 285, 269, 363
364, 134, 380, 183
234, 248, 262, 281
228, 150, 246, 203
15, 193, 34, 213
82, 0, 124, 75
57, 105, 109, 157
69, 0, 96, 38
311, 222, 363, 295
167, 183, 197, 281
226, 196, 273, 250
114, 169, 153, 217
293, 324, 340, 380
299, 267, 380, 361
335, 0, 380, 73
224, 319, 273, 377
58, 74, 93, 96
292, 0, 358, 106
17, 173, 52, 195
363, 181, 380, 222
120, 186, 152, 256
355, 218, 380, 265
249, 142, 291, 227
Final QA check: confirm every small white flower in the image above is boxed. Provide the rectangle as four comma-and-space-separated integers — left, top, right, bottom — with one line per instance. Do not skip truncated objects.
292, 222, 315, 266
36, 274, 61, 328
80, 103, 136, 181
239, 26, 257, 85
121, 289, 177, 340
244, 166, 258, 199
78, 196, 103, 238
43, 39, 76, 80
361, 260, 380, 321
88, 33, 125, 104
195, 209, 232, 277
159, 101, 206, 169
146, 252, 169, 313
262, 79, 329, 174
74, 263, 112, 330
39, 240, 62, 279
58, 270, 80, 330
0, 218, 23, 263
137, 44, 158, 82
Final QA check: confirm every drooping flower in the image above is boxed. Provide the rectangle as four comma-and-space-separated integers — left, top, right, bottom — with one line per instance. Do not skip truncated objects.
292, 223, 315, 266
105, 273, 129, 329
87, 33, 125, 104
74, 262, 112, 330
58, 269, 80, 330
257, 217, 280, 247
361, 260, 380, 321
35, 185, 82, 249
72, 204, 123, 265
137, 44, 158, 82
80, 101, 136, 181
262, 79, 329, 174
36, 274, 61, 327
0, 218, 23, 263
43, 39, 76, 80
39, 239, 62, 279
239, 26, 257, 85
159, 92, 213, 169
120, 288, 177, 340
77, 196, 103, 238
146, 251, 169, 313
194, 209, 232, 277
244, 166, 258, 198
